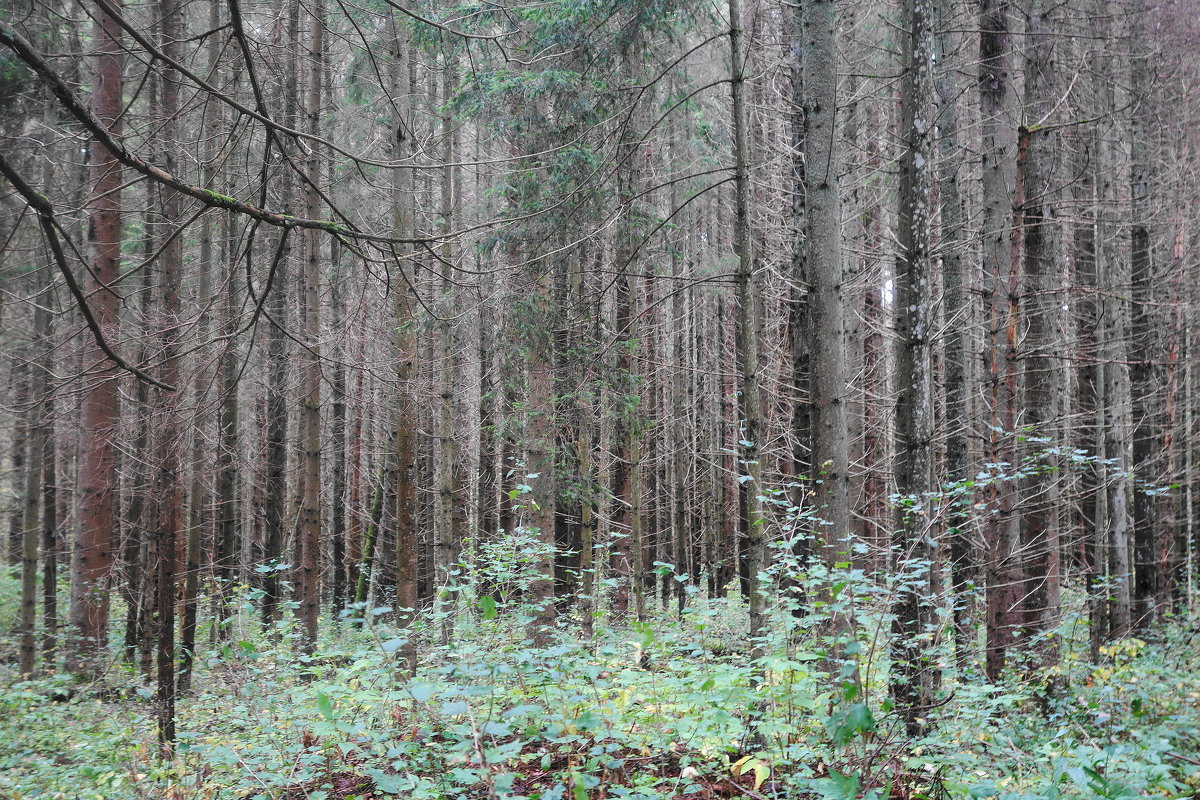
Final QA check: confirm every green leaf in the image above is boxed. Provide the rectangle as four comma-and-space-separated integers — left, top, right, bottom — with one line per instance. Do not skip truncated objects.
571, 771, 589, 800
316, 691, 336, 721
441, 700, 469, 715
827, 770, 861, 800
829, 702, 875, 745
501, 704, 544, 720
479, 595, 498, 620
366, 768, 406, 795
408, 683, 436, 702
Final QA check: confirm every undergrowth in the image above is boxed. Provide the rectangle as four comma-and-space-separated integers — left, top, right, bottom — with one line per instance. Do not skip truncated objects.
2, 573, 1200, 800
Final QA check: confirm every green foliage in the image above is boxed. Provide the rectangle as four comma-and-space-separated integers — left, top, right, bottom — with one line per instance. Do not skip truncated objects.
459, 522, 557, 606
0, 671, 147, 799
0, 569, 19, 634
3, 567, 1200, 800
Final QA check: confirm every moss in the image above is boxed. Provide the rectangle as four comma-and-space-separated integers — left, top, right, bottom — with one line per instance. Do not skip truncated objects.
314, 219, 349, 235
200, 189, 239, 207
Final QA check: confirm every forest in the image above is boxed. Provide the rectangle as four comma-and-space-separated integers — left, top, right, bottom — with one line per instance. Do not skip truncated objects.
1, 0, 1200, 794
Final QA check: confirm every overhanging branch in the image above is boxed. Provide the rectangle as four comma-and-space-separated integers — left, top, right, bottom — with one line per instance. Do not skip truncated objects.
0, 150, 175, 391
0, 17, 423, 246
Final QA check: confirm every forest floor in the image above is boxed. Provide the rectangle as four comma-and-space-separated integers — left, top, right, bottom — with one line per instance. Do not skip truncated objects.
2, 584, 1200, 800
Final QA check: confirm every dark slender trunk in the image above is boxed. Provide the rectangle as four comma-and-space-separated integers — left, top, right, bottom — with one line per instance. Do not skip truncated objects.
41, 405, 59, 670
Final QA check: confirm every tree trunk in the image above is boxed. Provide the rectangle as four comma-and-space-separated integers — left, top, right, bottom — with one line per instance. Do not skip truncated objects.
68, 0, 124, 678
891, 0, 939, 733
390, 19, 419, 672
19, 344, 43, 677
178, 0, 224, 688
41, 395, 59, 670
153, 0, 184, 742
979, 0, 1022, 680
20, 102, 59, 677
433, 53, 459, 643
1017, 0, 1062, 659
1096, 24, 1134, 637
296, 0, 326, 654
802, 0, 851, 602
261, 0, 300, 629
330, 247, 348, 617
215, 208, 239, 636
1129, 36, 1156, 629
730, 0, 766, 657
937, 0, 973, 672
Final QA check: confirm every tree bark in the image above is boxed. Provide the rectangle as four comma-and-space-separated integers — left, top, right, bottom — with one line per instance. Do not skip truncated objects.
802, 0, 851, 602
1017, 0, 1062, 657
1129, 33, 1156, 628
260, 0, 299, 629
153, 0, 184, 742
891, 0, 939, 733
68, 0, 124, 678
296, 0, 326, 654
730, 0, 765, 657
979, 0, 1022, 680
389, 19, 419, 672
935, 0, 973, 670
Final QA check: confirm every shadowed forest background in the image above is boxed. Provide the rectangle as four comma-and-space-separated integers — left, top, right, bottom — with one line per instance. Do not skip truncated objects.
2, 0, 1200, 795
